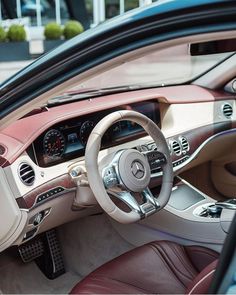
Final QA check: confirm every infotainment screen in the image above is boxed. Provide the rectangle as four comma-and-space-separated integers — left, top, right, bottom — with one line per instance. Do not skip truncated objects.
106, 101, 158, 142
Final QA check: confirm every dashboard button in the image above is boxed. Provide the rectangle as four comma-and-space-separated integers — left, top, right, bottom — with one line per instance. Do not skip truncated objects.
35, 187, 65, 204
37, 196, 42, 203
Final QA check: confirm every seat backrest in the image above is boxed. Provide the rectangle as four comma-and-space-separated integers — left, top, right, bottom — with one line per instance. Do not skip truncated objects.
186, 260, 218, 294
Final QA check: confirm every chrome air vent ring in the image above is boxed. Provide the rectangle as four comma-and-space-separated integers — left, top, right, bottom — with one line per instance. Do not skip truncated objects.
18, 162, 35, 186
222, 103, 233, 118
170, 140, 181, 156
179, 136, 190, 153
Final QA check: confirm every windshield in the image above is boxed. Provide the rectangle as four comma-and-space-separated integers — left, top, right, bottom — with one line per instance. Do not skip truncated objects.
69, 44, 233, 93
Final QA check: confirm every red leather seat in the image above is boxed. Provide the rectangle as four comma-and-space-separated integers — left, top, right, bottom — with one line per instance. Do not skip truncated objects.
70, 241, 219, 294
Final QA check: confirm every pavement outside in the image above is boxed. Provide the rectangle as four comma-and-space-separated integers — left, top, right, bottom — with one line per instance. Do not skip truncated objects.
0, 60, 33, 83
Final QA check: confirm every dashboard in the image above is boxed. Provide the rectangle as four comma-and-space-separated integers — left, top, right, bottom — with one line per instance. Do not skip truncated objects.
30, 100, 160, 167
0, 85, 235, 250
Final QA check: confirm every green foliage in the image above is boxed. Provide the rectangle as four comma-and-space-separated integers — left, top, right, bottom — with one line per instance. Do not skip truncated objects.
0, 27, 6, 42
44, 22, 62, 40
63, 21, 84, 39
7, 24, 26, 42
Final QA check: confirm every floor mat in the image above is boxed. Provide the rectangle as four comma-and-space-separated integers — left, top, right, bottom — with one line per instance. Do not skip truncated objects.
58, 213, 134, 277
0, 214, 132, 294
0, 255, 80, 294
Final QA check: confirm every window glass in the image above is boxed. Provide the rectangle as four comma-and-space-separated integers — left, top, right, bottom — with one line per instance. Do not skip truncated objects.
21, 0, 69, 26
85, 0, 93, 25
125, 0, 139, 11
105, 0, 119, 19
70, 44, 233, 92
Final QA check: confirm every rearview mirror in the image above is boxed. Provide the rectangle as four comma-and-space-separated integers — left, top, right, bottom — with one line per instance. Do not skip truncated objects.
190, 38, 236, 55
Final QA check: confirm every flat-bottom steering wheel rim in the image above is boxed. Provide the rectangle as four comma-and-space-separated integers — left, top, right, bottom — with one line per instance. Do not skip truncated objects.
85, 110, 173, 224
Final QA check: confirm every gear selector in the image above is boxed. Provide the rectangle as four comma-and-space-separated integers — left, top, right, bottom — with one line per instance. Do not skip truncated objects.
198, 199, 236, 218
199, 204, 222, 218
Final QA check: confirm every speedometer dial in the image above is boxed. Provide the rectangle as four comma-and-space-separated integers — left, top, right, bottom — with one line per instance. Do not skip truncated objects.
43, 129, 65, 158
80, 121, 95, 145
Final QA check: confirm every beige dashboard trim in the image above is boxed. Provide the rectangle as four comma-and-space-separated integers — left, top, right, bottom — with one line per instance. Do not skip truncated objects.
0, 168, 27, 252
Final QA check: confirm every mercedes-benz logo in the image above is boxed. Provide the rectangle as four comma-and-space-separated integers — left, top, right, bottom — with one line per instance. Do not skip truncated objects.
131, 161, 145, 179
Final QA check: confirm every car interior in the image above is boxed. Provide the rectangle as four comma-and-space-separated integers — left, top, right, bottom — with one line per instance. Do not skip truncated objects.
0, 28, 236, 294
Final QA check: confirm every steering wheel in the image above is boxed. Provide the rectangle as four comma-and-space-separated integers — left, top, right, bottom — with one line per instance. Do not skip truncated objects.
85, 110, 173, 223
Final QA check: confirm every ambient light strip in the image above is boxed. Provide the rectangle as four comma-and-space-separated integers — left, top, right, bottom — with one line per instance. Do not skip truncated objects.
152, 127, 236, 178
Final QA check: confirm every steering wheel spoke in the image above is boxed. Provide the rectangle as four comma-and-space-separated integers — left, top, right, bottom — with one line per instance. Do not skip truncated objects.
141, 188, 160, 210
108, 190, 144, 218
142, 150, 167, 175
107, 187, 160, 219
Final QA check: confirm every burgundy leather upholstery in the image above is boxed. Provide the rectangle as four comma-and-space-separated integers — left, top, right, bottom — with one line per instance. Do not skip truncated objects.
70, 241, 219, 294
186, 260, 218, 294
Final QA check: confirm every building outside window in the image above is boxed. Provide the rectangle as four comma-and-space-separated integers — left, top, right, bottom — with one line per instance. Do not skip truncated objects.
20, 0, 69, 26
0, 0, 153, 31
105, 0, 145, 19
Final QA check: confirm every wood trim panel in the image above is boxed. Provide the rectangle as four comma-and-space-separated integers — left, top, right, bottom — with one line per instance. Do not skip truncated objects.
168, 121, 233, 162
16, 174, 76, 209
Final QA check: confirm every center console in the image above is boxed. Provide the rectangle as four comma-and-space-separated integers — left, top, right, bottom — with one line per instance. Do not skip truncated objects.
111, 177, 235, 252
167, 178, 236, 235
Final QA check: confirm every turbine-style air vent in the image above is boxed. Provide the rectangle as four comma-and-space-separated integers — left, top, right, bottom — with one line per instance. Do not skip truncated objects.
171, 140, 181, 156
18, 163, 35, 186
222, 103, 233, 118
179, 137, 190, 152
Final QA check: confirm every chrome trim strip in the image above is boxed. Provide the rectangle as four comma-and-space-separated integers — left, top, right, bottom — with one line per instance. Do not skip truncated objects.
152, 127, 236, 178
20, 208, 29, 213
32, 142, 39, 166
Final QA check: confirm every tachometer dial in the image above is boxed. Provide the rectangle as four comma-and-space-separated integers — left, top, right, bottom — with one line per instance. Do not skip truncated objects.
80, 121, 95, 145
43, 129, 65, 158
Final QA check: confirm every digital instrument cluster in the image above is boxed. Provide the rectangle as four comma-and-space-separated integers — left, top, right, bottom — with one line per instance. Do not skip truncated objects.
32, 101, 160, 167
